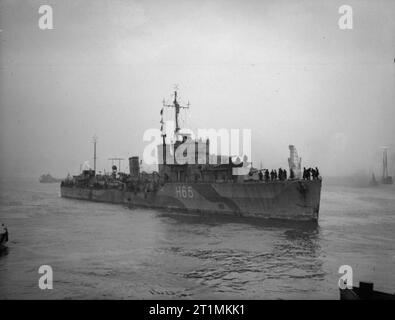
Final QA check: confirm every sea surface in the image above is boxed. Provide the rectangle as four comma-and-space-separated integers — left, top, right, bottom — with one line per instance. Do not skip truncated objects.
0, 177, 394, 299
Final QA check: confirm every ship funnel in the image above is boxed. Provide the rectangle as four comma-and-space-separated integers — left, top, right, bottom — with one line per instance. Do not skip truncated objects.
129, 156, 140, 179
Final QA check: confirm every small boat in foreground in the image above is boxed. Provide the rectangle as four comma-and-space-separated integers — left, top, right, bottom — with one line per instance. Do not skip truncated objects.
340, 282, 395, 300
0, 223, 8, 248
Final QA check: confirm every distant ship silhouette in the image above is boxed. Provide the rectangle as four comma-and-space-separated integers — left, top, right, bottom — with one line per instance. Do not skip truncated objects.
39, 173, 62, 183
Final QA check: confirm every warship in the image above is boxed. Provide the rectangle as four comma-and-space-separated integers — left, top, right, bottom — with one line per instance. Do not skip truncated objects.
61, 90, 322, 221
39, 173, 62, 183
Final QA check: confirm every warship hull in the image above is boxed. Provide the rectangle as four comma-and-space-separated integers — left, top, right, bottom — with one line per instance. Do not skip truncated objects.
60, 179, 322, 221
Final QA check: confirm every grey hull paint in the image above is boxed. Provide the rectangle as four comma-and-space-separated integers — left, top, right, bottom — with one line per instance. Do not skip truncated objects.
60, 179, 322, 221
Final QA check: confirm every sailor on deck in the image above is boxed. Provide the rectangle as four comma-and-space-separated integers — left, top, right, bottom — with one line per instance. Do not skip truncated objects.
265, 169, 270, 182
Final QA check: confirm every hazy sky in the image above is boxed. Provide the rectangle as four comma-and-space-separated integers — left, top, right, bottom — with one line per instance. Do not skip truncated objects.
1, 0, 394, 178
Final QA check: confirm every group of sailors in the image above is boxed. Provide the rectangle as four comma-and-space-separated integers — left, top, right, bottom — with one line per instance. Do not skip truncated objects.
258, 168, 290, 182
257, 167, 320, 182
302, 167, 320, 180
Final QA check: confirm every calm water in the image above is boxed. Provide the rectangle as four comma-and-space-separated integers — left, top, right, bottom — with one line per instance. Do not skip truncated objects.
0, 178, 394, 299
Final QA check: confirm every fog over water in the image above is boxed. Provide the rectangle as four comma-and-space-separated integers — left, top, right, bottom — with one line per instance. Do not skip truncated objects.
1, 0, 394, 178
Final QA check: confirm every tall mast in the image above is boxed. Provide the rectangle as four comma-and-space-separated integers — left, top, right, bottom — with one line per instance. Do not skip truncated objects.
92, 134, 98, 173
163, 86, 190, 138
382, 147, 388, 180
174, 90, 180, 134
160, 104, 166, 164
